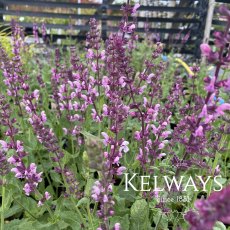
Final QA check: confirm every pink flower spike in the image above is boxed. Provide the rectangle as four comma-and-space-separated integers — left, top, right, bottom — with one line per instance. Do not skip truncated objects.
219, 5, 230, 17
44, 191, 51, 200
113, 156, 120, 164
91, 62, 97, 72
29, 163, 37, 173
37, 200, 43, 207
119, 77, 126, 87
221, 216, 230, 225
119, 141, 129, 153
101, 132, 109, 146
205, 76, 215, 93
86, 49, 94, 59
8, 156, 16, 164
41, 111, 47, 123
129, 24, 135, 31
154, 190, 160, 198
194, 126, 204, 137
92, 184, 101, 196
63, 128, 68, 135
214, 165, 220, 175
114, 223, 121, 230
103, 195, 108, 203
0, 140, 8, 151
205, 114, 214, 124
199, 104, 208, 118
100, 50, 106, 60
200, 44, 211, 56
134, 131, 141, 140
11, 167, 23, 178
33, 89, 40, 101
224, 78, 230, 91
117, 166, 126, 175
23, 183, 32, 196
131, 4, 141, 15
158, 143, 165, 149
102, 76, 109, 87
215, 103, 230, 115
161, 131, 171, 139
16, 140, 24, 153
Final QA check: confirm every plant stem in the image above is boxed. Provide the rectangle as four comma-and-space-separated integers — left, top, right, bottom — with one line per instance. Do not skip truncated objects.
35, 189, 54, 219
44, 203, 54, 219
37, 150, 56, 197
70, 136, 79, 173
86, 203, 94, 229
154, 214, 162, 230
13, 198, 37, 220
93, 202, 98, 216
71, 136, 74, 155
73, 198, 87, 228
1, 177, 5, 230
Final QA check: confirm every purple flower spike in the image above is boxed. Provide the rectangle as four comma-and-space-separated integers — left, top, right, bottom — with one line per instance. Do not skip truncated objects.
185, 185, 230, 230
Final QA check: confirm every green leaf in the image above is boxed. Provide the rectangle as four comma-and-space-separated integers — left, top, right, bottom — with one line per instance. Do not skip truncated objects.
4, 204, 23, 219
54, 196, 75, 212
5, 219, 33, 230
62, 149, 73, 165
130, 199, 149, 230
76, 197, 89, 208
113, 196, 130, 216
19, 196, 39, 217
116, 187, 136, 203
50, 170, 63, 185
213, 221, 227, 230
59, 211, 81, 229
84, 178, 95, 197
3, 188, 13, 210
32, 221, 57, 230
153, 211, 169, 230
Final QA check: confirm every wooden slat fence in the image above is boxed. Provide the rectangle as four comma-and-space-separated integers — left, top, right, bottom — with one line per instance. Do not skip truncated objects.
0, 0, 224, 58
212, 0, 229, 29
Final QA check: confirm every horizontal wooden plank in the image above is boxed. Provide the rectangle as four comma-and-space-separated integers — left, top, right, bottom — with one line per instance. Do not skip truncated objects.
108, 26, 192, 34
19, 32, 199, 48
108, 16, 200, 23
2, 21, 193, 35
2, 21, 90, 31
215, 0, 230, 3
0, 0, 101, 10
212, 20, 227, 26
41, 36, 198, 48
0, 9, 102, 20
0, 9, 200, 24
88, 5, 198, 13
0, 0, 199, 13
47, 43, 196, 56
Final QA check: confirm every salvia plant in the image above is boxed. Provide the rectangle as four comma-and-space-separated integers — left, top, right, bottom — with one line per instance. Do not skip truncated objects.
0, 3, 230, 230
